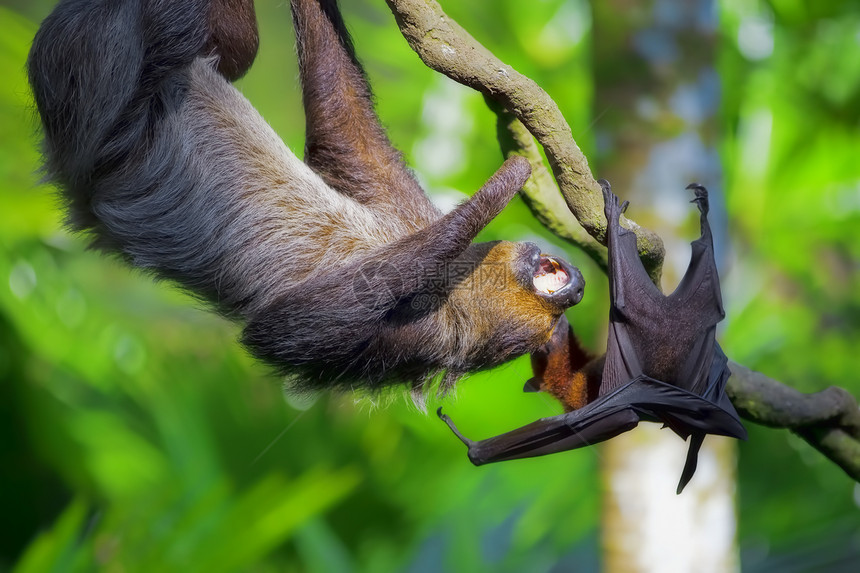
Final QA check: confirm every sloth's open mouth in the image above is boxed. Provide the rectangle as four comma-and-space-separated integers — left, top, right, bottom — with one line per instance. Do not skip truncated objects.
533, 255, 570, 295
523, 244, 584, 307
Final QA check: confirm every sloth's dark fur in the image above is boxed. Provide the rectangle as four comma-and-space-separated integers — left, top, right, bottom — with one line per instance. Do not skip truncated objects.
28, 0, 585, 398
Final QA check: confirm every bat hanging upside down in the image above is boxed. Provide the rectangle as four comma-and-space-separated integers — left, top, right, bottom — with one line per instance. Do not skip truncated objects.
440, 182, 747, 493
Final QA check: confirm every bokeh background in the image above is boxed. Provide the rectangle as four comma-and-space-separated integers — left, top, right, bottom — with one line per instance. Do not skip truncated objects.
1, 0, 858, 571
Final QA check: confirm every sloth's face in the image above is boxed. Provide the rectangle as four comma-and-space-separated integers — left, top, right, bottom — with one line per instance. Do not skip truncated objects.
518, 242, 585, 310
454, 240, 584, 311
437, 241, 585, 365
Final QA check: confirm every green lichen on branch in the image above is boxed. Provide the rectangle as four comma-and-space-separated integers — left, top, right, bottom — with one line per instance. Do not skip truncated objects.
485, 96, 608, 272
728, 362, 860, 482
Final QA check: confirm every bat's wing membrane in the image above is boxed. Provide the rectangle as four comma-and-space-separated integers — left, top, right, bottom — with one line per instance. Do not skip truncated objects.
441, 181, 746, 493
439, 363, 745, 463
439, 401, 639, 465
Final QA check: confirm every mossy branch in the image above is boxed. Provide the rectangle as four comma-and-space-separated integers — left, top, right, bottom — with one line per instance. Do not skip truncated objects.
485, 97, 608, 273
728, 362, 860, 481
385, 0, 860, 484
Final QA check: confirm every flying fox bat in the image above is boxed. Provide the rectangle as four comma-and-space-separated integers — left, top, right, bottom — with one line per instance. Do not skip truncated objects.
439, 182, 747, 493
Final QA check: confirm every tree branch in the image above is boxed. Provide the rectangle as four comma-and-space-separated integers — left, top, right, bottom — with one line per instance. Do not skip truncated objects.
728, 362, 860, 480
385, 0, 860, 483
485, 97, 608, 273
384, 0, 664, 281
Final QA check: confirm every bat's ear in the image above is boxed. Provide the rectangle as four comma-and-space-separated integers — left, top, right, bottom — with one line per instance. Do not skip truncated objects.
523, 378, 543, 392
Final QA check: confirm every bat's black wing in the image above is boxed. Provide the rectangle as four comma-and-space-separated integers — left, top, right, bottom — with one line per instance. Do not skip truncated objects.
439, 368, 744, 449
601, 182, 724, 398
440, 182, 746, 493
600, 181, 746, 491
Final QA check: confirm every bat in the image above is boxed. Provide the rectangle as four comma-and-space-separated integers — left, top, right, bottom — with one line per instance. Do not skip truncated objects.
439, 181, 747, 493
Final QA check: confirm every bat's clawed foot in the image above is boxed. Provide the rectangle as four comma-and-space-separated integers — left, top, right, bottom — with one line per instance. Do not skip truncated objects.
437, 407, 475, 447
599, 179, 629, 226
598, 179, 614, 220
686, 182, 710, 216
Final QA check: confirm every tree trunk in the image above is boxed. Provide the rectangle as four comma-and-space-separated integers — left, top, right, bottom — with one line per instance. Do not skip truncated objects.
591, 1, 739, 570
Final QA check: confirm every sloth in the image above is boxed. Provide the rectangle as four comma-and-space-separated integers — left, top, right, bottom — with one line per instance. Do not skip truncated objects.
27, 0, 585, 398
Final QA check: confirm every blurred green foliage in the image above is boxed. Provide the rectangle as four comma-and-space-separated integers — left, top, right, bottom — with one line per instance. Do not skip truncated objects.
0, 0, 858, 571
718, 1, 860, 566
